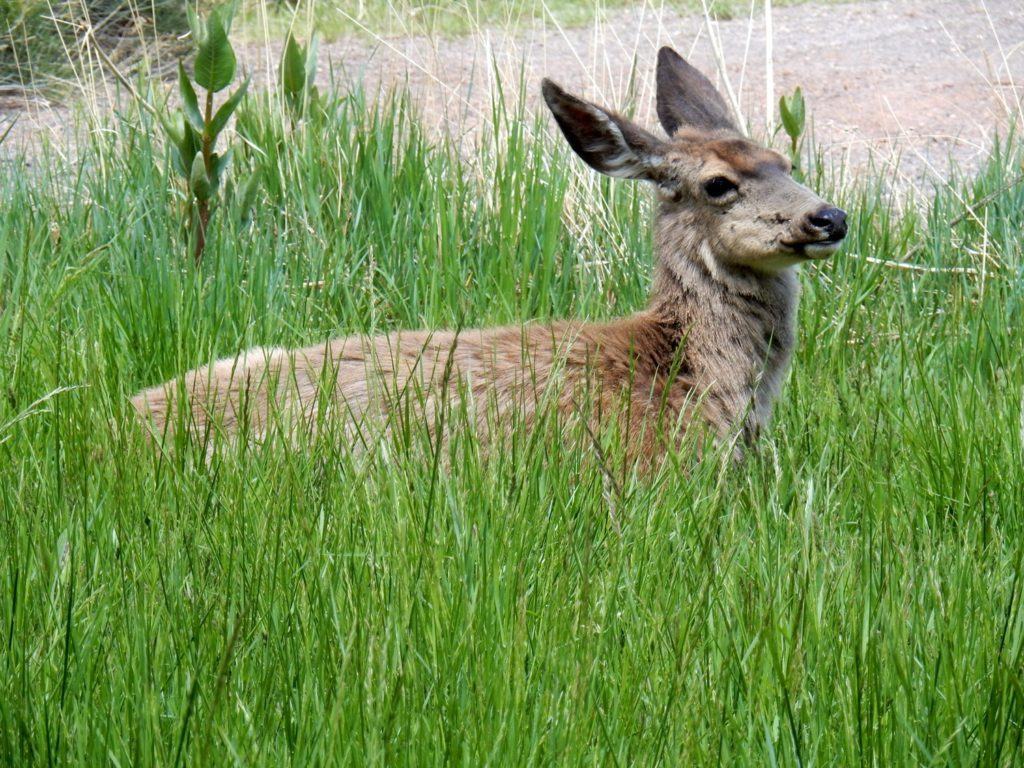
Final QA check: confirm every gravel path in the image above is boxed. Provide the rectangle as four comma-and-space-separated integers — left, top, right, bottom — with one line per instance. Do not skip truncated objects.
4, 0, 1023, 183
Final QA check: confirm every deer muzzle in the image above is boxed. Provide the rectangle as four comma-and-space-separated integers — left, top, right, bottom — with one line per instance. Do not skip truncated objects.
783, 206, 848, 258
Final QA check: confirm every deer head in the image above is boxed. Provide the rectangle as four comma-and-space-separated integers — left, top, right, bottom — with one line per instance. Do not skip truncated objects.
542, 47, 846, 277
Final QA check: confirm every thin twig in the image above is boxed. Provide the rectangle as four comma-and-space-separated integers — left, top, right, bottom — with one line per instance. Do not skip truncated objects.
948, 172, 1024, 229
888, 171, 1023, 269
88, 29, 159, 118
856, 255, 978, 275
0, 114, 18, 146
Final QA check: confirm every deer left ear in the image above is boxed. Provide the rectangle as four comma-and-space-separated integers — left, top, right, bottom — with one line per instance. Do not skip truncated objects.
542, 79, 672, 185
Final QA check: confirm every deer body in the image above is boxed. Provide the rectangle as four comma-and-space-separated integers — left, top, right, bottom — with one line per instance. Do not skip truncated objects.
132, 49, 845, 464
131, 240, 799, 462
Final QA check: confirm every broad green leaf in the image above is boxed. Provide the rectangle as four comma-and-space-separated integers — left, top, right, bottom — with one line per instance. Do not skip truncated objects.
159, 109, 184, 147
190, 153, 212, 201
779, 88, 806, 141
171, 148, 187, 178
208, 76, 249, 137
779, 96, 795, 139
194, 10, 236, 93
778, 104, 788, 136
210, 149, 232, 187
281, 34, 319, 114
178, 62, 204, 132
281, 34, 305, 98
179, 122, 202, 173
185, 121, 202, 150
168, 114, 200, 178
791, 88, 806, 130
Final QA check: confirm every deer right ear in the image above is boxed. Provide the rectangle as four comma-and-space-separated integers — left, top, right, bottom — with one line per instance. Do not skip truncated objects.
656, 47, 738, 135
542, 79, 671, 185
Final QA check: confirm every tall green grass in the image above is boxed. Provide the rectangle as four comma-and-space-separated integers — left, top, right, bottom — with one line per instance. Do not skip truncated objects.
1, 78, 1023, 765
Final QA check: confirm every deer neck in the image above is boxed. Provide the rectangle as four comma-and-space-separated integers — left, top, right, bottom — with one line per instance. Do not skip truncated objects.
646, 240, 800, 438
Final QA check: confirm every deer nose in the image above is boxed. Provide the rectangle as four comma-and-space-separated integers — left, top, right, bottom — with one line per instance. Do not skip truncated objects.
807, 207, 847, 241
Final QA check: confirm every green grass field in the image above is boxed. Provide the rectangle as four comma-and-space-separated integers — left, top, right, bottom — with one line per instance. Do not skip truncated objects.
2, 72, 1024, 765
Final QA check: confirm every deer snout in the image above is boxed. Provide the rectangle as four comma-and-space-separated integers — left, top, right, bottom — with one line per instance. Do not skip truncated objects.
806, 206, 847, 242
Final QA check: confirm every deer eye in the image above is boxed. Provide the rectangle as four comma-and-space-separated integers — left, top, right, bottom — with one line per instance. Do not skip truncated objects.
703, 176, 738, 199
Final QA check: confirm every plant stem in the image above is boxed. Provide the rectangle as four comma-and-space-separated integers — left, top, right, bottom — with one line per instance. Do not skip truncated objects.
195, 89, 216, 264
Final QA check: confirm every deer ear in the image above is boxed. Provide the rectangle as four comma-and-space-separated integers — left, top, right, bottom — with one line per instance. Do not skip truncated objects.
542, 78, 671, 184
656, 47, 737, 135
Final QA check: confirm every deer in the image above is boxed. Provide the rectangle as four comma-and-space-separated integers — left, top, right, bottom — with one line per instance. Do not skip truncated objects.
131, 48, 847, 467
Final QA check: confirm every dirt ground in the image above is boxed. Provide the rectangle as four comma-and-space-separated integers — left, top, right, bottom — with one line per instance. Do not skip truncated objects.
4, 0, 1023, 183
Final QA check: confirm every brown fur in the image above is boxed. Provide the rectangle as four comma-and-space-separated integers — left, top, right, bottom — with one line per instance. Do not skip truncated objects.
131, 49, 847, 467
133, 317, 705, 466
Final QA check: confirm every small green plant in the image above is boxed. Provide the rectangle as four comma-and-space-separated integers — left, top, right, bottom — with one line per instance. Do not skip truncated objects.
160, 5, 253, 263
778, 87, 806, 182
280, 32, 320, 122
